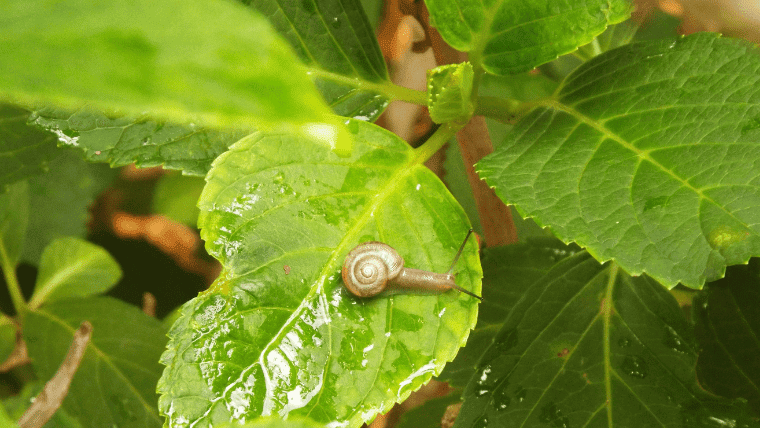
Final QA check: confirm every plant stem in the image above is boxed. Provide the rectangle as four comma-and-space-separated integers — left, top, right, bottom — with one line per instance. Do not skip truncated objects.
0, 245, 26, 317
475, 95, 524, 123
413, 122, 464, 164
305, 68, 428, 105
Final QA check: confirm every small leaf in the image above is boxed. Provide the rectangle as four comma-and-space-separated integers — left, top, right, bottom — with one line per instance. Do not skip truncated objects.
244, 0, 392, 121
0, 0, 345, 151
424, 0, 632, 75
22, 149, 116, 264
30, 106, 248, 176
478, 33, 760, 288
0, 181, 29, 265
428, 63, 474, 125
0, 103, 58, 191
159, 119, 481, 427
455, 252, 758, 427
695, 260, 760, 415
24, 297, 168, 428
438, 239, 579, 387
152, 173, 205, 226
29, 238, 122, 309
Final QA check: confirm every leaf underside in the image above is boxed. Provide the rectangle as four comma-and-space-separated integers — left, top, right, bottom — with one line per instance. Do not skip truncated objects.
158, 119, 481, 427
455, 253, 758, 428
479, 33, 760, 288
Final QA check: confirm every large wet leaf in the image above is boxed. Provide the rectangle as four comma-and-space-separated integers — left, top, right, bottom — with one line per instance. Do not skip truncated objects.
0, 0, 350, 154
0, 104, 58, 191
423, 0, 631, 75
695, 260, 760, 415
0, 181, 29, 266
478, 33, 760, 289
30, 107, 247, 177
158, 119, 482, 427
29, 237, 122, 309
438, 238, 578, 387
455, 252, 759, 427
243, 0, 392, 121
24, 297, 168, 428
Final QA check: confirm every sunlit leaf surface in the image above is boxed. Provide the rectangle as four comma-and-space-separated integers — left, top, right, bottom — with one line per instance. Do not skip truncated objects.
158, 119, 481, 427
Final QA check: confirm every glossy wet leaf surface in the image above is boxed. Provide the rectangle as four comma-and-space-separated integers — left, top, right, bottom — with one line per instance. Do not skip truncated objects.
244, 0, 391, 121
0, 104, 58, 191
695, 260, 760, 415
424, 0, 631, 75
31, 107, 248, 177
25, 297, 168, 428
479, 34, 760, 288
439, 238, 579, 387
29, 237, 122, 309
455, 252, 759, 428
0, 0, 345, 149
158, 119, 481, 427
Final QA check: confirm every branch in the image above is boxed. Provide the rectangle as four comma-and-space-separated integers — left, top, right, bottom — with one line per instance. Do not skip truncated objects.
18, 321, 92, 428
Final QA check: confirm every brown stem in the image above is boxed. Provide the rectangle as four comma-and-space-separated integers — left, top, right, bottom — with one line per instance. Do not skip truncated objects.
18, 321, 92, 428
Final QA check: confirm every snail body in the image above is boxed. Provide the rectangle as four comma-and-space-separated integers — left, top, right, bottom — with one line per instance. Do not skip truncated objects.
341, 233, 482, 300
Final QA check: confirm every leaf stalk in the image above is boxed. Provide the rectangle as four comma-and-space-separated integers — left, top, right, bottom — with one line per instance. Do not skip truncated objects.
0, 244, 26, 317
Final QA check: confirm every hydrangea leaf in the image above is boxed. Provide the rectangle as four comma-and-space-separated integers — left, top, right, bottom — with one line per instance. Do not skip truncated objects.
427, 63, 474, 125
30, 107, 247, 177
478, 33, 760, 288
0, 0, 351, 155
424, 0, 632, 75
243, 0, 392, 122
29, 237, 122, 309
158, 119, 481, 427
24, 297, 168, 428
0, 181, 29, 265
694, 260, 760, 415
0, 104, 58, 191
455, 252, 758, 427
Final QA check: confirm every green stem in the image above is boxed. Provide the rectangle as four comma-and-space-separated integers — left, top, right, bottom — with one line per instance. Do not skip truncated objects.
305, 68, 428, 105
0, 245, 26, 317
413, 122, 464, 163
475, 95, 524, 123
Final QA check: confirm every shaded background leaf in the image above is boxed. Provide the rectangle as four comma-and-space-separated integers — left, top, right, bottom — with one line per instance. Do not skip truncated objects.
0, 182, 29, 266
152, 173, 205, 226
29, 238, 122, 309
424, 0, 632, 75
24, 297, 168, 428
695, 259, 760, 416
159, 120, 481, 427
395, 391, 461, 428
479, 33, 760, 288
455, 252, 758, 427
0, 104, 58, 192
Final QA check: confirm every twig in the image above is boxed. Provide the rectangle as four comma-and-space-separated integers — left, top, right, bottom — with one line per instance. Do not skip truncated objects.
18, 321, 92, 428
142, 292, 157, 317
0, 332, 29, 372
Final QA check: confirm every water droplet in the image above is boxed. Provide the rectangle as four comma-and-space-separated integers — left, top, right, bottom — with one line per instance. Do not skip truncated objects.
493, 328, 518, 354
301, 0, 316, 14
664, 325, 689, 354
617, 337, 631, 348
473, 415, 489, 428
492, 382, 511, 411
331, 17, 341, 29
621, 355, 648, 379
346, 120, 360, 134
539, 402, 570, 428
515, 386, 527, 403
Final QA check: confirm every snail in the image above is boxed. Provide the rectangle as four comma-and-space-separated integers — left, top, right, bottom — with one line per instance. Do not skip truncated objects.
341, 229, 482, 300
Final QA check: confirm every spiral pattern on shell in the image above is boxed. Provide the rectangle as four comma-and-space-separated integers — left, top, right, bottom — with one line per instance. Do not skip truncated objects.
342, 242, 404, 298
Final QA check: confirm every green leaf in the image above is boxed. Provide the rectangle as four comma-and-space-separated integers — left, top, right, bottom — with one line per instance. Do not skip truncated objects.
0, 314, 16, 367
0, 104, 59, 191
158, 119, 481, 427
22, 149, 116, 264
30, 107, 248, 177
0, 181, 29, 266
395, 391, 462, 428
427, 63, 475, 125
478, 33, 760, 289
3, 382, 82, 428
221, 416, 326, 428
424, 0, 632, 75
439, 239, 578, 387
455, 252, 759, 427
152, 173, 205, 226
0, 403, 17, 428
244, 0, 392, 121
24, 297, 168, 428
0, 0, 350, 155
29, 238, 122, 309
694, 260, 760, 415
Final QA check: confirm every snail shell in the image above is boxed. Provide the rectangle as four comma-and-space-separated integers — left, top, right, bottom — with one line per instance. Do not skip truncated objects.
341, 242, 404, 298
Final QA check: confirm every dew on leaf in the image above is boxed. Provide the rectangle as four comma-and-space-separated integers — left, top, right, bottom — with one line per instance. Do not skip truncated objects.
664, 325, 689, 354
617, 337, 631, 348
539, 402, 570, 428
492, 382, 511, 411
300, 0, 316, 14
330, 17, 341, 29
644, 196, 668, 211
621, 355, 648, 379
473, 415, 489, 428
515, 386, 527, 403
707, 225, 748, 251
